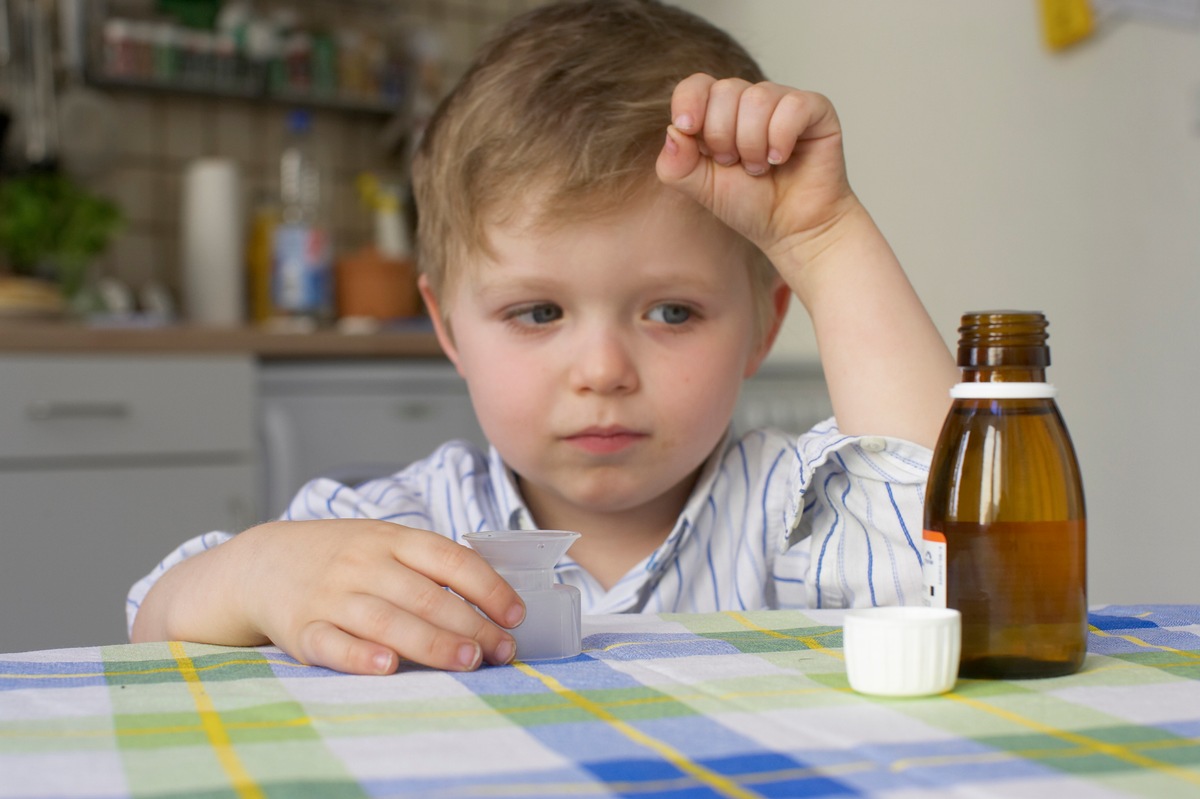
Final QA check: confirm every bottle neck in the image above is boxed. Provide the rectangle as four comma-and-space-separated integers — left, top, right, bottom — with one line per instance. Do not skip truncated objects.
956, 311, 1050, 384
961, 366, 1047, 383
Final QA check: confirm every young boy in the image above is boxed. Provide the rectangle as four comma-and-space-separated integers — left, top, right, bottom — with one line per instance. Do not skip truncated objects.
129, 0, 957, 675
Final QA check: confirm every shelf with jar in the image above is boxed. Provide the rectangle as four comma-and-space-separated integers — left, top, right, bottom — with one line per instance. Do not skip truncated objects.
79, 0, 409, 115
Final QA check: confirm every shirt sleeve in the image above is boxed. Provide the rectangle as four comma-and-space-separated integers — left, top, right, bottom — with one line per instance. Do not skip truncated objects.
778, 417, 933, 609
123, 475, 419, 640
124, 442, 485, 640
125, 530, 234, 639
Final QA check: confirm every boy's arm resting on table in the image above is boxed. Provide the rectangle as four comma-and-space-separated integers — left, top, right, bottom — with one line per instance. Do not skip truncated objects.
127, 476, 525, 675
658, 77, 957, 448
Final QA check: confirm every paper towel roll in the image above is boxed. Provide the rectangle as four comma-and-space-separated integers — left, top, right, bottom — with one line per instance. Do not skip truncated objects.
181, 158, 244, 326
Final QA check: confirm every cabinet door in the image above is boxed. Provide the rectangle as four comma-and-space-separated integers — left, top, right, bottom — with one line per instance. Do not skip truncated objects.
260, 361, 485, 516
0, 461, 256, 653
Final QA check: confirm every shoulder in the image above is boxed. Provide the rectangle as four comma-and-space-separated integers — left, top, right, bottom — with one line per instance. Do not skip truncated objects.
716, 427, 803, 474
285, 439, 495, 522
363, 439, 494, 494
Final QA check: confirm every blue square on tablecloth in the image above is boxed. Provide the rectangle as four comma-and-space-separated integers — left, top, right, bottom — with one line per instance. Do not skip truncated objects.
454, 657, 644, 695
0, 660, 108, 690
701, 752, 857, 798
1093, 605, 1198, 628
1089, 613, 1158, 631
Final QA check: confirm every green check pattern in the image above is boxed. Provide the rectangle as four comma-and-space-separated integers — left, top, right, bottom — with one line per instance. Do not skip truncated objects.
2, 606, 1199, 798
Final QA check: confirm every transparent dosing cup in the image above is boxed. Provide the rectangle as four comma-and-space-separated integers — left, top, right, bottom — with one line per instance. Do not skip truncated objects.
464, 530, 582, 661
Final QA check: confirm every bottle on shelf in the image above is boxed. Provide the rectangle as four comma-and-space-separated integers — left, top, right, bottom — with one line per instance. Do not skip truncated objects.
923, 310, 1087, 679
245, 192, 278, 325
334, 174, 419, 326
270, 108, 332, 329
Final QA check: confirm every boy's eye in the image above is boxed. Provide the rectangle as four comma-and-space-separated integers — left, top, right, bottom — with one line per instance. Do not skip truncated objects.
510, 303, 563, 325
647, 303, 693, 325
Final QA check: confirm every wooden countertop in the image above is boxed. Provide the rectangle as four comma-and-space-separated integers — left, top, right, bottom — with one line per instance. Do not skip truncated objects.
0, 320, 447, 359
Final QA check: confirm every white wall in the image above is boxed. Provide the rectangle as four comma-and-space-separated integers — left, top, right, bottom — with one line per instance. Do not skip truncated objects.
677, 0, 1200, 604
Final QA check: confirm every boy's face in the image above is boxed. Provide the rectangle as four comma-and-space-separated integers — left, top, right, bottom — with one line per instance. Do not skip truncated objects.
423, 189, 782, 529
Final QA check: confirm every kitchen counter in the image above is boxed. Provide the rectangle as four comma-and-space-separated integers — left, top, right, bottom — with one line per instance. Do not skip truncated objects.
0, 320, 446, 359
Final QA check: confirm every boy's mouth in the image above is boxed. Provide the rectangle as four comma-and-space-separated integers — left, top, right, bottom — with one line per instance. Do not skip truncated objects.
562, 426, 647, 455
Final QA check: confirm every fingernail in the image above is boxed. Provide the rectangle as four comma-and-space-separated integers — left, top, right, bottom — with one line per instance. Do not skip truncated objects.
457, 642, 482, 670
714, 153, 738, 167
743, 163, 767, 176
767, 149, 784, 165
673, 114, 694, 131
373, 651, 395, 674
663, 131, 678, 155
505, 602, 526, 628
495, 638, 516, 665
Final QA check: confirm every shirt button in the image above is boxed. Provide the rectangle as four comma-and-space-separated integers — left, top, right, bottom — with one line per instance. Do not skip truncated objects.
860, 437, 886, 453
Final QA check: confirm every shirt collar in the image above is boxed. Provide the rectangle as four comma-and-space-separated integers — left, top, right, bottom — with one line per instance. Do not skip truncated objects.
487, 445, 537, 531
651, 427, 732, 564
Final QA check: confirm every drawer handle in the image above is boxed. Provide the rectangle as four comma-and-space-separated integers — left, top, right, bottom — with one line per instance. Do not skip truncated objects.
395, 401, 433, 420
26, 400, 132, 421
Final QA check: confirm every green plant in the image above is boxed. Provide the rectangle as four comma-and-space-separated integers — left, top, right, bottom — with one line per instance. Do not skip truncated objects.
0, 172, 123, 297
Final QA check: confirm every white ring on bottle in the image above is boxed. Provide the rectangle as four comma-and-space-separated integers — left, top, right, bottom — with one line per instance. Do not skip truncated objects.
950, 382, 1058, 399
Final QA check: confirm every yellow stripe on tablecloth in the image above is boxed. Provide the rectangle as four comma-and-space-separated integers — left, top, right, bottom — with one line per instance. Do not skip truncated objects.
512, 660, 761, 799
944, 692, 1200, 787
1089, 625, 1200, 661
168, 641, 266, 799
725, 611, 845, 660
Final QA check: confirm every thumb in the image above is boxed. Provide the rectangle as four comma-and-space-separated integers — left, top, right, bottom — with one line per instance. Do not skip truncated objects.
656, 125, 711, 203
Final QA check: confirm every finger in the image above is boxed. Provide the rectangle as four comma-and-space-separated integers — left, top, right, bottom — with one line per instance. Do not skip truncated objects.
669, 72, 717, 137
370, 564, 518, 666
656, 124, 706, 190
767, 90, 840, 166
700, 77, 753, 167
314, 594, 490, 672
735, 83, 789, 175
291, 619, 402, 675
392, 530, 525, 630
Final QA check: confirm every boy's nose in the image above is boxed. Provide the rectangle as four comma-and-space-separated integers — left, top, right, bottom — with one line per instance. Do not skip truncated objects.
569, 328, 639, 394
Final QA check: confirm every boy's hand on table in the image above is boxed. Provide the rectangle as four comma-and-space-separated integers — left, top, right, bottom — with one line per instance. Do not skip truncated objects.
209, 520, 524, 675
656, 74, 857, 272
243, 520, 525, 674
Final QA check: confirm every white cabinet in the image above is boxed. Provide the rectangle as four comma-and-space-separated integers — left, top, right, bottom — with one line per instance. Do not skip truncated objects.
0, 355, 258, 652
259, 360, 485, 517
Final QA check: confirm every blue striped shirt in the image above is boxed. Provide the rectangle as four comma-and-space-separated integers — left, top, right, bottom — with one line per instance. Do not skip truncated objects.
126, 419, 931, 632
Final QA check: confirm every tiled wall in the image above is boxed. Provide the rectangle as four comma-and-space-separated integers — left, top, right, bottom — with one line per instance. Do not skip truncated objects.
87, 0, 548, 304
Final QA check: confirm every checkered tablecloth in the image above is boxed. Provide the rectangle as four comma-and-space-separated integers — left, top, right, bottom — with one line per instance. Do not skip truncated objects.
2, 605, 1199, 798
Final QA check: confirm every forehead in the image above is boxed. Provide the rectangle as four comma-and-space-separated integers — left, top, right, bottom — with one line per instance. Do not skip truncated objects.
457, 187, 744, 286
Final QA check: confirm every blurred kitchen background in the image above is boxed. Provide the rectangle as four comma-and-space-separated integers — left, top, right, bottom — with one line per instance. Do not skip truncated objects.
0, 0, 551, 316
0, 0, 1196, 652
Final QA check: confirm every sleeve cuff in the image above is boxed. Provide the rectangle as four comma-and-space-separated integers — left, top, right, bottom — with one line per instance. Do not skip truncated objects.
125, 530, 234, 639
782, 417, 933, 552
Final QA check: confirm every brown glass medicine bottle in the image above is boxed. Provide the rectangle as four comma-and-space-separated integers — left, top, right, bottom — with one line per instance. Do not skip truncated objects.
923, 311, 1086, 678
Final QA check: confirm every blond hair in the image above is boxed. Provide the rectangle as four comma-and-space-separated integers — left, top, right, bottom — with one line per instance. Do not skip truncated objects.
412, 0, 779, 337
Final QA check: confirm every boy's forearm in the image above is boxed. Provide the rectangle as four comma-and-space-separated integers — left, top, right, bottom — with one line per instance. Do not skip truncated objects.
776, 198, 958, 449
131, 537, 266, 646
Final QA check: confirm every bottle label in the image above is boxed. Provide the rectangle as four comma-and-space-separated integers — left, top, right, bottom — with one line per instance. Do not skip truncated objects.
272, 224, 332, 314
922, 530, 947, 608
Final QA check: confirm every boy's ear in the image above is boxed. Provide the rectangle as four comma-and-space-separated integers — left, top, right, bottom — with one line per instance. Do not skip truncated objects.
743, 279, 792, 379
418, 275, 464, 375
